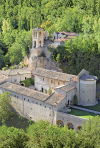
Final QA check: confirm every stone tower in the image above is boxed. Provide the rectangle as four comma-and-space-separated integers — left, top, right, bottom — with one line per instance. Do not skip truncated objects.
32, 27, 44, 48
31, 27, 44, 57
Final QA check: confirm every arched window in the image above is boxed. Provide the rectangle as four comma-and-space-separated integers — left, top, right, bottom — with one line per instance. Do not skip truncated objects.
66, 122, 74, 129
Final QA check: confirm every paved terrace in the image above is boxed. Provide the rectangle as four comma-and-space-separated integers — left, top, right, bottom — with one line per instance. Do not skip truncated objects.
70, 105, 100, 115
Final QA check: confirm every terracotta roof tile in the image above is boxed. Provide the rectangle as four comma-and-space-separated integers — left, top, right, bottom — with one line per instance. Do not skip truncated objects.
1, 68, 31, 76
0, 82, 49, 101
45, 93, 65, 105
0, 72, 8, 83
59, 84, 75, 93
33, 68, 76, 82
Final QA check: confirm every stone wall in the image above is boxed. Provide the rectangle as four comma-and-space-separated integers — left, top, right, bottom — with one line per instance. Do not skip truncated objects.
0, 87, 88, 131
80, 80, 96, 106
55, 111, 87, 131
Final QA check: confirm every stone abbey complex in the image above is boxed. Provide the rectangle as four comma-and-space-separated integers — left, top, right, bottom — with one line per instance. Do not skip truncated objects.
0, 27, 98, 131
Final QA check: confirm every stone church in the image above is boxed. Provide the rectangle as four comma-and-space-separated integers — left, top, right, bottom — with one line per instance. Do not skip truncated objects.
0, 27, 98, 130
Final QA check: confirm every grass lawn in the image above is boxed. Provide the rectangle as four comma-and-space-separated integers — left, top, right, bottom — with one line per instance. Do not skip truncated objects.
68, 108, 97, 119
0, 114, 34, 132
77, 102, 100, 112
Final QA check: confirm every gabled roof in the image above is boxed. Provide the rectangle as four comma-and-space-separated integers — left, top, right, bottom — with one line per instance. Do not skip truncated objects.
78, 69, 98, 80
80, 74, 98, 81
1, 68, 31, 76
0, 82, 49, 101
45, 92, 65, 105
0, 82, 66, 106
33, 68, 76, 82
55, 84, 75, 93
0, 71, 8, 83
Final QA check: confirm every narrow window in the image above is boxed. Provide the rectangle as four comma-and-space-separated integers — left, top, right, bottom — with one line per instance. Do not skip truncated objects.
25, 77, 27, 80
45, 106, 46, 108
51, 80, 53, 83
58, 82, 60, 85
28, 99, 29, 102
24, 98, 25, 100
43, 78, 44, 81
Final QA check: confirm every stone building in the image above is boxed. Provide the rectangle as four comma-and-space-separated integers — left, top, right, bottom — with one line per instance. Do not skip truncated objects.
33, 68, 98, 106
0, 68, 31, 84
0, 27, 98, 131
0, 81, 86, 131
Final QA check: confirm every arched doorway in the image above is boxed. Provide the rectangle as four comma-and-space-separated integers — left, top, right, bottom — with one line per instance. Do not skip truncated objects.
77, 126, 82, 132
68, 100, 70, 106
57, 120, 64, 127
21, 83, 25, 86
34, 41, 36, 47
66, 122, 74, 129
41, 87, 43, 92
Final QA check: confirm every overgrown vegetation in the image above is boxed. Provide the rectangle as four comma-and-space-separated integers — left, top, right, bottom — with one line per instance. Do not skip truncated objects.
0, 0, 100, 80
20, 78, 34, 87
73, 94, 78, 105
0, 92, 15, 123
0, 116, 100, 147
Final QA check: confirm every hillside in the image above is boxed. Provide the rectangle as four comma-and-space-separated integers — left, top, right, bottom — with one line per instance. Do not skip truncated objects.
0, 0, 100, 78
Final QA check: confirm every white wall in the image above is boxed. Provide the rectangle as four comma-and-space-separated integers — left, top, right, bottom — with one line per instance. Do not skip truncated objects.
8, 73, 31, 84
80, 80, 96, 106
35, 75, 67, 93
57, 88, 76, 110
52, 33, 57, 39
58, 33, 66, 39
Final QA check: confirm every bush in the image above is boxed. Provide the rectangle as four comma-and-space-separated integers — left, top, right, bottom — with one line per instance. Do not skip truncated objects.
73, 94, 78, 105
10, 65, 16, 69
20, 78, 34, 87
2, 67, 8, 71
48, 88, 52, 95
44, 89, 47, 94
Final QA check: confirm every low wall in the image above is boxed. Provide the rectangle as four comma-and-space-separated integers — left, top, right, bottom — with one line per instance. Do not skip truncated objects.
0, 88, 87, 131
55, 111, 87, 131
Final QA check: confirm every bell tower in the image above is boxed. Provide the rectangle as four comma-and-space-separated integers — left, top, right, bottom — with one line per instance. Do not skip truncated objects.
32, 27, 44, 48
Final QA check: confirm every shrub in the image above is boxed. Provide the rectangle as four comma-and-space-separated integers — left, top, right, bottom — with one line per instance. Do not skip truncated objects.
20, 78, 34, 87
48, 88, 52, 95
44, 89, 47, 94
73, 94, 78, 105
2, 67, 8, 71
10, 65, 16, 69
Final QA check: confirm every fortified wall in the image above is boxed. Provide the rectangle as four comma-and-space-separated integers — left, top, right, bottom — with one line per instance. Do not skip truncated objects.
0, 86, 87, 131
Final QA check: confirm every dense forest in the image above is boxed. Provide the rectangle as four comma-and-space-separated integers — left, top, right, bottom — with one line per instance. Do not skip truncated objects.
0, 0, 100, 78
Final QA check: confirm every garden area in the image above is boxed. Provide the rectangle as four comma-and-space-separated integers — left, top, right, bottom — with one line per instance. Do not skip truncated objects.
68, 108, 96, 119
77, 102, 100, 112
20, 78, 34, 87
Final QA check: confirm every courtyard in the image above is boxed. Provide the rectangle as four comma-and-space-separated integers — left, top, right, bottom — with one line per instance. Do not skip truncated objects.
68, 108, 96, 119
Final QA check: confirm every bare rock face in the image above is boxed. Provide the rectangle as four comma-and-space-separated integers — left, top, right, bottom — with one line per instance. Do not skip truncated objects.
24, 56, 29, 66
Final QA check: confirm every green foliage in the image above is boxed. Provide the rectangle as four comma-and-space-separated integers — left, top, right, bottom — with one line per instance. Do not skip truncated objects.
44, 89, 47, 94
0, 92, 14, 122
10, 65, 16, 69
20, 78, 34, 87
48, 88, 52, 95
73, 94, 78, 105
0, 126, 29, 148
